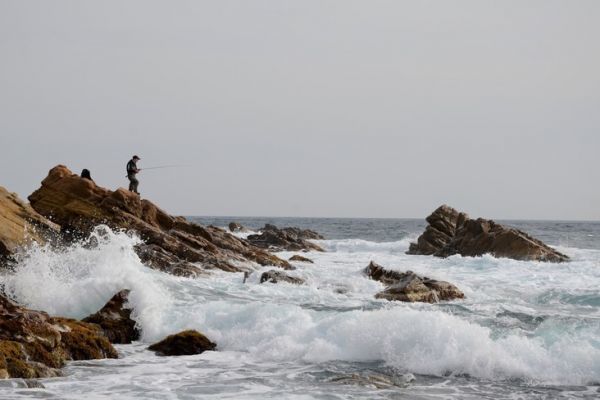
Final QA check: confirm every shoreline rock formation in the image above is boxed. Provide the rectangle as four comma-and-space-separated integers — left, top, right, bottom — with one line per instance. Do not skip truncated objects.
0, 294, 117, 379
365, 261, 464, 303
82, 290, 140, 344
0, 186, 59, 266
27, 165, 291, 276
247, 224, 325, 252
407, 205, 569, 263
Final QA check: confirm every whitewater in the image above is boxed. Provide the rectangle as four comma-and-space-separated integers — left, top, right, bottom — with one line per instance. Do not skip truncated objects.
0, 218, 599, 399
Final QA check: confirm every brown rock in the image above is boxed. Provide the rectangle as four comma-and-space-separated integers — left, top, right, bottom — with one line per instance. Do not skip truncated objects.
407, 205, 569, 263
247, 224, 325, 252
289, 255, 314, 263
148, 330, 216, 356
0, 186, 59, 263
228, 222, 248, 233
260, 270, 305, 285
82, 290, 140, 344
27, 166, 291, 276
365, 261, 464, 303
0, 294, 117, 379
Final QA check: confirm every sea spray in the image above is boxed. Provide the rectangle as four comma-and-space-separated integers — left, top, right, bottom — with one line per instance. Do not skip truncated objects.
0, 225, 174, 341
0, 223, 599, 390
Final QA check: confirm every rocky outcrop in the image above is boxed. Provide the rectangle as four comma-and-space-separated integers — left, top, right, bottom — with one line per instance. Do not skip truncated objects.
407, 205, 569, 263
289, 255, 314, 263
148, 330, 216, 356
247, 224, 325, 252
0, 294, 117, 379
27, 166, 290, 276
260, 270, 305, 285
228, 222, 248, 233
82, 290, 140, 344
365, 261, 464, 303
0, 187, 59, 265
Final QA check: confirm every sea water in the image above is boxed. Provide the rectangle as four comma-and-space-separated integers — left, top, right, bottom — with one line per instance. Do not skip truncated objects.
0, 218, 599, 399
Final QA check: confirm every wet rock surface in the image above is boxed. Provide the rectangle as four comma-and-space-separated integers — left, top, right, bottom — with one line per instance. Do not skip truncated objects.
407, 205, 569, 262
228, 222, 248, 233
289, 254, 314, 263
260, 270, 305, 285
82, 290, 140, 344
247, 224, 325, 252
27, 165, 290, 275
148, 330, 216, 356
0, 186, 59, 266
365, 261, 464, 303
0, 294, 117, 379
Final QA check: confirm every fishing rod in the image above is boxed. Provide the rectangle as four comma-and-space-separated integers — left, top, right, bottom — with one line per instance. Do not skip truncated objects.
140, 164, 188, 170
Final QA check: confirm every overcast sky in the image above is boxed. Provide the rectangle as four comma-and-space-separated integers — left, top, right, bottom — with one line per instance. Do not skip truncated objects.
1, 1, 598, 220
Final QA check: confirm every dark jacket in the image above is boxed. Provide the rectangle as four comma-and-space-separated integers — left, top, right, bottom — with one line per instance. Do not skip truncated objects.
126, 159, 138, 175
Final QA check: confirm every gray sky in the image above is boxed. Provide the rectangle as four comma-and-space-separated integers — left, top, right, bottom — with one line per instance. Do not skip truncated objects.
1, 1, 598, 220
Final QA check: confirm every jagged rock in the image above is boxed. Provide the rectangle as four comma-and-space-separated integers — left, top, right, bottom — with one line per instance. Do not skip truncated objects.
27, 166, 291, 276
289, 255, 314, 263
0, 186, 59, 265
260, 270, 305, 285
82, 290, 140, 344
247, 224, 325, 252
365, 261, 464, 303
228, 222, 248, 233
148, 330, 216, 356
407, 205, 569, 263
0, 294, 117, 379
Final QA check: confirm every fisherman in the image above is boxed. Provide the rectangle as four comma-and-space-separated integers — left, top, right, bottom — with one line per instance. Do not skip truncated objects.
126, 155, 141, 194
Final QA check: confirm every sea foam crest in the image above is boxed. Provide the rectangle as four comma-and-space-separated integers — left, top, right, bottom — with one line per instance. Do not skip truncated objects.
0, 225, 173, 340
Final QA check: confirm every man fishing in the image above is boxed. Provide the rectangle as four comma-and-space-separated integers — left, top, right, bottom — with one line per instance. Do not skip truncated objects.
126, 155, 141, 194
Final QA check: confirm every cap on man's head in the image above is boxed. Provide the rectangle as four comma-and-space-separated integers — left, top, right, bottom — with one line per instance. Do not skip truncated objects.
133, 155, 141, 160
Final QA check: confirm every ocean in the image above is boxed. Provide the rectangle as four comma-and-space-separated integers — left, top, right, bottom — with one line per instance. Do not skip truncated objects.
0, 217, 599, 399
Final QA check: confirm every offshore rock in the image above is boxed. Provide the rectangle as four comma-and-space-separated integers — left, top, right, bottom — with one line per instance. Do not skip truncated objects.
407, 205, 569, 263
260, 270, 305, 285
148, 330, 216, 356
247, 224, 325, 252
228, 222, 248, 233
83, 290, 140, 344
365, 261, 464, 303
28, 166, 290, 276
0, 186, 59, 265
0, 294, 117, 379
289, 254, 314, 263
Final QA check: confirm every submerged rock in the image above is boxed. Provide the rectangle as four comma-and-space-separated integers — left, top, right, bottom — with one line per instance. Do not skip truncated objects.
289, 254, 314, 263
260, 270, 305, 285
83, 290, 140, 344
407, 205, 569, 262
247, 224, 325, 252
0, 186, 59, 265
365, 261, 464, 303
148, 330, 216, 356
27, 165, 290, 276
0, 294, 117, 379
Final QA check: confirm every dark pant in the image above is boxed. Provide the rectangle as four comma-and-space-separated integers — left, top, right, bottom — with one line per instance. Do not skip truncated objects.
128, 174, 139, 194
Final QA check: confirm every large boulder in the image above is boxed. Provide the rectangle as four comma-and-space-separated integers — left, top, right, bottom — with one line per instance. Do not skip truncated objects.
247, 224, 325, 252
28, 166, 290, 276
260, 270, 305, 285
365, 261, 464, 303
0, 294, 117, 379
407, 205, 569, 263
148, 330, 216, 356
0, 186, 59, 264
228, 222, 248, 233
82, 290, 140, 344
